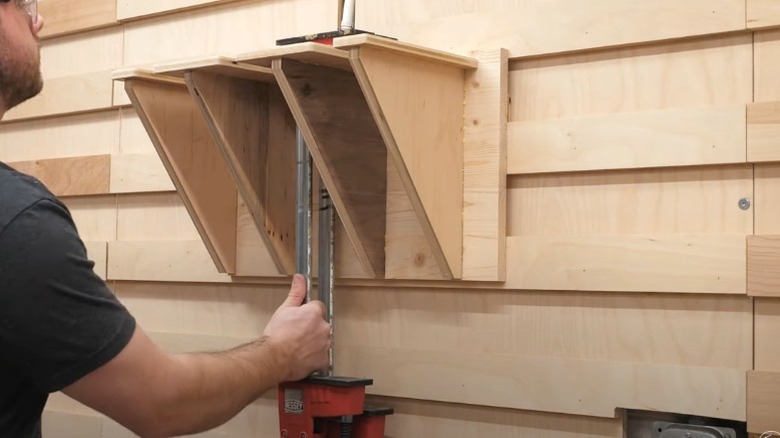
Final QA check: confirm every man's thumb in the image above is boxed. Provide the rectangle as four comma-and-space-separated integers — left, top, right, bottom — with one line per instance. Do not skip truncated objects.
282, 274, 307, 307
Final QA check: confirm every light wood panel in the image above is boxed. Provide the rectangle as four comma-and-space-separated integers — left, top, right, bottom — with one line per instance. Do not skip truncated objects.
4, 72, 114, 121
748, 371, 780, 433
462, 49, 507, 281
62, 195, 117, 242
235, 200, 286, 278
748, 101, 780, 162
121, 0, 337, 66
755, 30, 780, 102
352, 45, 466, 279
41, 411, 102, 438
40, 27, 122, 79
508, 166, 753, 237
510, 105, 747, 174
108, 240, 232, 283
748, 0, 780, 29
0, 110, 119, 161
748, 236, 780, 297
8, 155, 110, 196
511, 34, 752, 121
755, 164, 780, 234
83, 241, 107, 280
506, 235, 745, 294
116, 192, 200, 241
756, 299, 780, 372
187, 70, 297, 275
336, 287, 751, 368
110, 153, 174, 193
337, 345, 745, 420
38, 0, 117, 39
125, 78, 237, 274
356, 0, 745, 58
117, 0, 241, 21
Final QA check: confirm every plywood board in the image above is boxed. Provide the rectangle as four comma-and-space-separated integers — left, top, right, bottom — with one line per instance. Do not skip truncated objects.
116, 192, 200, 242
755, 299, 780, 372
273, 58, 386, 278
748, 0, 780, 29
8, 155, 110, 196
755, 30, 780, 102
748, 371, 780, 433
4, 71, 114, 121
0, 109, 119, 161
462, 49, 507, 281
508, 166, 754, 237
510, 105, 747, 174
353, 46, 465, 278
235, 200, 286, 278
40, 27, 122, 79
748, 236, 780, 297
117, 0, 241, 21
333, 34, 478, 69
752, 164, 780, 235
505, 235, 746, 294
121, 0, 337, 66
511, 34, 752, 121
748, 101, 780, 162
356, 0, 745, 58
187, 71, 296, 275
336, 287, 751, 369
337, 346, 745, 420
110, 153, 174, 193
62, 196, 118, 242
83, 241, 107, 280
108, 240, 232, 283
238, 42, 352, 70
124, 78, 237, 274
38, 0, 117, 39
41, 411, 102, 438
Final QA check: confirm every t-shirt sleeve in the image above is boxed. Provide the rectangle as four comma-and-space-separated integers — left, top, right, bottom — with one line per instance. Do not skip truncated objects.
0, 199, 136, 393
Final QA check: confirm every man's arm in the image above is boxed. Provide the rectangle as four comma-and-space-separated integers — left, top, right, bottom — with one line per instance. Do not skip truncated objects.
63, 275, 330, 438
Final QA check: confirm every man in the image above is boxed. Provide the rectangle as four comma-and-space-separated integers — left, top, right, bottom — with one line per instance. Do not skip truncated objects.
0, 1, 331, 437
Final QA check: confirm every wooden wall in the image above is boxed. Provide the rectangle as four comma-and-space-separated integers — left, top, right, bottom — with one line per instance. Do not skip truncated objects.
2, 0, 778, 436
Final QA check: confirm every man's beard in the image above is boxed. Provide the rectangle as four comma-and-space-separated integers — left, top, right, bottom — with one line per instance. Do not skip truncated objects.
0, 32, 42, 111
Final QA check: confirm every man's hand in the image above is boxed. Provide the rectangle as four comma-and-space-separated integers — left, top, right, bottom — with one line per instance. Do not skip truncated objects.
263, 274, 331, 382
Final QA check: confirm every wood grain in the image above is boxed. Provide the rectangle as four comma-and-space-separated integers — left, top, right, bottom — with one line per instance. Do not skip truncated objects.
748, 0, 780, 29
748, 101, 780, 162
39, 0, 117, 39
755, 30, 780, 102
462, 49, 507, 281
356, 0, 745, 58
108, 240, 232, 283
187, 71, 296, 275
748, 236, 780, 297
510, 105, 746, 173
8, 155, 110, 196
748, 371, 780, 433
4, 72, 114, 121
756, 164, 780, 235
756, 299, 780, 372
117, 0, 242, 21
273, 58, 387, 278
124, 78, 237, 274
353, 45, 465, 278
506, 235, 746, 294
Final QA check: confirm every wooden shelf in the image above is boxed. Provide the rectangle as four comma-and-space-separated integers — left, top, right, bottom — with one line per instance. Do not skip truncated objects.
115, 36, 506, 281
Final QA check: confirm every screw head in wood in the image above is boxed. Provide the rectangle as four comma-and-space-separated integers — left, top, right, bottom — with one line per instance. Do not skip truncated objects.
739, 197, 751, 210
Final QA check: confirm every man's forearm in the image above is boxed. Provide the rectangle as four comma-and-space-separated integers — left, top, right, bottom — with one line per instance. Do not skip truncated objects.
148, 338, 287, 438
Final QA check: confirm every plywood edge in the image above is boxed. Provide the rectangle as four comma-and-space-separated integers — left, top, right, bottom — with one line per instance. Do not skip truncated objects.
338, 346, 746, 421
154, 56, 275, 82
748, 370, 780, 433
510, 105, 748, 174
349, 49, 455, 280
334, 34, 478, 69
506, 235, 747, 294
238, 42, 351, 70
8, 155, 111, 196
462, 48, 508, 281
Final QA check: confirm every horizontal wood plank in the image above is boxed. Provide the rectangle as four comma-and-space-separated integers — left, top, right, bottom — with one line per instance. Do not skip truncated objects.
506, 235, 746, 294
337, 346, 745, 420
748, 101, 780, 162
39, 0, 117, 39
108, 240, 232, 283
117, 0, 241, 21
748, 371, 780, 433
110, 153, 174, 193
83, 241, 107, 280
748, 0, 780, 29
8, 155, 110, 196
357, 0, 746, 58
748, 236, 780, 297
4, 72, 114, 121
755, 299, 780, 372
509, 106, 746, 174
41, 410, 102, 438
